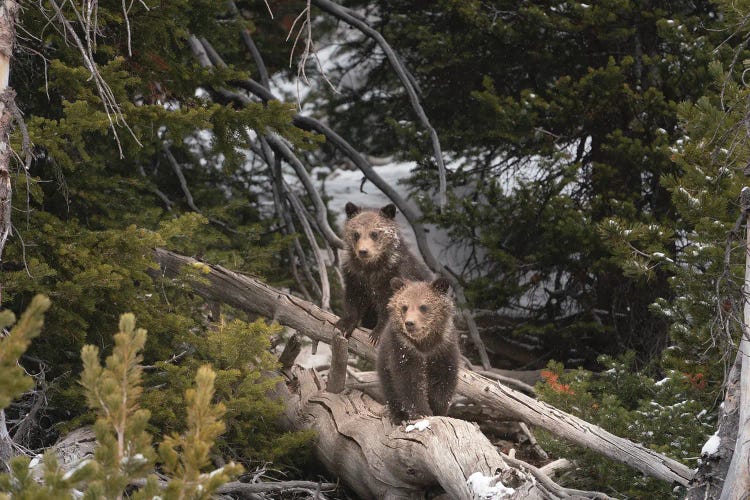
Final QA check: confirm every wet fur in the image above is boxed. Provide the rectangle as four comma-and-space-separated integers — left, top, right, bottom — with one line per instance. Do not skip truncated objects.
335, 203, 431, 344
377, 279, 460, 422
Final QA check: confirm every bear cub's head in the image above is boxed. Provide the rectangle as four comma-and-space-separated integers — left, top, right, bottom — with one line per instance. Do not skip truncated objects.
388, 277, 454, 350
343, 202, 399, 265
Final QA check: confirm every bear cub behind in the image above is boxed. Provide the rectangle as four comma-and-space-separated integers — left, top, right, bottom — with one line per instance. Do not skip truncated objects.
336, 202, 431, 344
377, 277, 460, 422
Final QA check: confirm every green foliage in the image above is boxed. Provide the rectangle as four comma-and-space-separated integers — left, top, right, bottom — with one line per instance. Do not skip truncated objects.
159, 366, 243, 499
536, 356, 713, 497
2, 0, 311, 469
0, 295, 50, 409
143, 317, 314, 467
0, 312, 242, 499
79, 313, 156, 497
322, 0, 730, 366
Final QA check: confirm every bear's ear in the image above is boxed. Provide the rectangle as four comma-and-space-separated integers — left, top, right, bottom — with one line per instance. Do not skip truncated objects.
390, 277, 407, 292
345, 202, 361, 219
431, 277, 451, 295
379, 204, 397, 219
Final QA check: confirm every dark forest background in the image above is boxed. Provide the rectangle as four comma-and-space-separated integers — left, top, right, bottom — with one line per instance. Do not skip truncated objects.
2, 0, 750, 497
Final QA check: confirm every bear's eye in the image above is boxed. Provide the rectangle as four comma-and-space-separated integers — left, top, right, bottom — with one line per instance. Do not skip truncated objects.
370, 231, 378, 240
401, 305, 407, 314
352, 231, 360, 241
419, 305, 429, 313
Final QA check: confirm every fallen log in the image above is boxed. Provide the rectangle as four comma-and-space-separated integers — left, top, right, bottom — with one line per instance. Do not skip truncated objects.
276, 365, 557, 499
152, 248, 696, 486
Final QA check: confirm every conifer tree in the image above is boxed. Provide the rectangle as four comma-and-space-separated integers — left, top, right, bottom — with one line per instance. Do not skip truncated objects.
0, 0, 312, 465
320, 0, 731, 365
1, 309, 242, 498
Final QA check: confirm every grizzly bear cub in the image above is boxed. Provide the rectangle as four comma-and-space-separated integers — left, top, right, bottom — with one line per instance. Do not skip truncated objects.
377, 277, 460, 422
335, 202, 431, 344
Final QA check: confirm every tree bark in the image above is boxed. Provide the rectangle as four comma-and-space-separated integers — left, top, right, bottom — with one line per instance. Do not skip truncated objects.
0, 0, 20, 471
277, 365, 549, 499
151, 248, 696, 486
686, 352, 741, 499
0, 0, 19, 264
719, 192, 750, 498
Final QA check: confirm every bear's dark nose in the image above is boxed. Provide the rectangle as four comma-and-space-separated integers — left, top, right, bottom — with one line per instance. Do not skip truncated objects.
404, 320, 415, 331
358, 249, 369, 257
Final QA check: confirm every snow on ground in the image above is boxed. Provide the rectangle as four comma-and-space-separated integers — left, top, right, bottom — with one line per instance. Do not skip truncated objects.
317, 161, 468, 272
701, 432, 721, 458
294, 339, 332, 369
467, 472, 516, 499
405, 419, 431, 432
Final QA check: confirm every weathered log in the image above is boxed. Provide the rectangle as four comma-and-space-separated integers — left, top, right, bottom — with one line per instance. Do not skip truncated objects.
278, 365, 549, 499
151, 248, 696, 486
685, 350, 740, 499
720, 194, 750, 499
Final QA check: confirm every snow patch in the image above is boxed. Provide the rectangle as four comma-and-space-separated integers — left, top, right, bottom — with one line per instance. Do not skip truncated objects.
405, 419, 431, 432
467, 472, 516, 499
28, 454, 43, 469
701, 433, 721, 458
62, 459, 91, 480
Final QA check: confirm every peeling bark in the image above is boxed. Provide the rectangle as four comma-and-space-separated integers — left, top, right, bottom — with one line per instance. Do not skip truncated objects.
0, 0, 19, 264
278, 366, 547, 499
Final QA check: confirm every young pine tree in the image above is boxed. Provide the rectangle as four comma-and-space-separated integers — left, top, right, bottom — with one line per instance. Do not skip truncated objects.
1, 309, 242, 499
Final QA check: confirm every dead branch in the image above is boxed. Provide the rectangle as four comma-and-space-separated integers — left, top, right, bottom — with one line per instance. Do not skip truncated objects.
719, 188, 750, 498
229, 72, 493, 370
501, 453, 613, 500
326, 334, 348, 393
279, 333, 302, 374
539, 458, 574, 478
151, 248, 696, 486
518, 421, 548, 461
310, 0, 448, 210
282, 178, 332, 310
162, 143, 199, 213
264, 133, 345, 250
215, 479, 337, 496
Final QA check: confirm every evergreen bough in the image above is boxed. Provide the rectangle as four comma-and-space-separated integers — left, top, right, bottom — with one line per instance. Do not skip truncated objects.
0, 302, 242, 499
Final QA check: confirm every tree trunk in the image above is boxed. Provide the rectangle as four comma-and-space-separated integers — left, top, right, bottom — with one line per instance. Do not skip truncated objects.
719, 194, 750, 498
686, 352, 741, 499
0, 0, 18, 264
277, 365, 548, 499
0, 0, 20, 471
151, 248, 696, 486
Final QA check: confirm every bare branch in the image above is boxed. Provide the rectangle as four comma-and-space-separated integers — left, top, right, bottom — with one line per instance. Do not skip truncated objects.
311, 0, 448, 210
265, 133, 345, 250
225, 72, 492, 369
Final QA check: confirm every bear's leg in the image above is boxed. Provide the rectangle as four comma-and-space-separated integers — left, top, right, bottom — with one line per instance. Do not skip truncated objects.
426, 347, 460, 416
335, 274, 372, 338
368, 304, 389, 345
376, 341, 408, 423
397, 355, 432, 420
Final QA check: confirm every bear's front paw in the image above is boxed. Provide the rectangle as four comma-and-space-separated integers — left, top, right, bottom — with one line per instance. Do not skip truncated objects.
334, 317, 357, 338
367, 330, 380, 345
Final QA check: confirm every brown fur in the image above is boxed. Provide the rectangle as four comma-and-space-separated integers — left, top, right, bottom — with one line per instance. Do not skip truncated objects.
377, 278, 460, 422
335, 202, 431, 344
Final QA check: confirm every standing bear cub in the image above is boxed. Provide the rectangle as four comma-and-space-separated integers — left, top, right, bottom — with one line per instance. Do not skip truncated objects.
377, 277, 460, 422
336, 202, 431, 344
